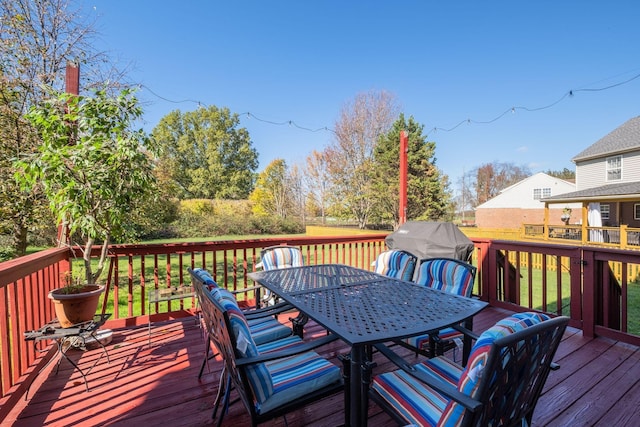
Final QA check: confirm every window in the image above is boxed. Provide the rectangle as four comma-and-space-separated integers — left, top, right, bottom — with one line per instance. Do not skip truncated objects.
635, 204, 640, 220
533, 187, 552, 200
600, 204, 610, 220
607, 155, 622, 181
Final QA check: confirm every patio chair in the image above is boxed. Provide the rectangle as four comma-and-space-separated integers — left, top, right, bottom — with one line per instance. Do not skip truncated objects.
201, 276, 343, 427
189, 268, 294, 379
373, 249, 417, 281
399, 258, 477, 362
256, 245, 307, 335
370, 312, 569, 427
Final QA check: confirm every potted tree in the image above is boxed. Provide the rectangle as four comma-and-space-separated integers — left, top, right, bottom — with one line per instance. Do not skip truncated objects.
16, 86, 158, 327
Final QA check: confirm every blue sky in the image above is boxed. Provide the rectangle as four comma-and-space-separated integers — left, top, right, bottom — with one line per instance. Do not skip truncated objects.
91, 1, 640, 194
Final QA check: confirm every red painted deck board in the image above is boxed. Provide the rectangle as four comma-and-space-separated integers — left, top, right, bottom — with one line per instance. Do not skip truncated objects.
5, 307, 640, 426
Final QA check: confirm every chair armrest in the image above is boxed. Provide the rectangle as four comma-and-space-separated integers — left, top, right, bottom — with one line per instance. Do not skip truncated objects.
373, 343, 482, 413
243, 301, 293, 319
451, 323, 479, 341
237, 334, 339, 365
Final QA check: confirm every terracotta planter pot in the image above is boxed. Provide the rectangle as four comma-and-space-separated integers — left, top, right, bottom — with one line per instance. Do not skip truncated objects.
48, 285, 105, 328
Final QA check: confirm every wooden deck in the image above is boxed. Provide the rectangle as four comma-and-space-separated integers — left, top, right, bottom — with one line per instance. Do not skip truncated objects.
5, 307, 640, 427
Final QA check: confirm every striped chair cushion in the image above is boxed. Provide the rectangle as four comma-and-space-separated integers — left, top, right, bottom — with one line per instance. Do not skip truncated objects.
403, 326, 460, 352
191, 268, 218, 290
439, 312, 550, 426
217, 294, 274, 403
260, 246, 304, 270
374, 250, 417, 281
415, 259, 475, 297
372, 312, 550, 427
406, 259, 476, 356
215, 289, 291, 345
255, 335, 304, 353
246, 316, 292, 345
256, 350, 342, 414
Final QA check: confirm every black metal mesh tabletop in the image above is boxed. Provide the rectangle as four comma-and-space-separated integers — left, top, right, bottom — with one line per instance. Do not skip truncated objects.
250, 264, 384, 294
249, 264, 487, 345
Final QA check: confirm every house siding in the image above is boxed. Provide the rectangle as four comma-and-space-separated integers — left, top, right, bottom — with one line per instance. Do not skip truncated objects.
576, 150, 640, 190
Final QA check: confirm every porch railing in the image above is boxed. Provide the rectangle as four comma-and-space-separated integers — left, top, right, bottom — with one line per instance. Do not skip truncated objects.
524, 223, 640, 249
3, 233, 640, 411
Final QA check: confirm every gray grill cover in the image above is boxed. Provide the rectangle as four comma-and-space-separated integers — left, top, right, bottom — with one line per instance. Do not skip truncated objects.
385, 221, 474, 262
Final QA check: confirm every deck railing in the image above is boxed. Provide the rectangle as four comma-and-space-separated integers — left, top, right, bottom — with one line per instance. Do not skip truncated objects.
3, 233, 640, 410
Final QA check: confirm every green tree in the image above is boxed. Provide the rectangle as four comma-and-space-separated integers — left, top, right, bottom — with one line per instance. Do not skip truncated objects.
545, 167, 575, 180
16, 87, 158, 284
371, 114, 452, 228
152, 106, 258, 200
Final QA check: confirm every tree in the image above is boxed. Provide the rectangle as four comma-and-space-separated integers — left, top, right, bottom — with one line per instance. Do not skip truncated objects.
250, 159, 290, 218
16, 87, 158, 284
0, 0, 124, 256
327, 90, 400, 228
304, 150, 331, 224
463, 161, 531, 207
152, 106, 258, 200
371, 114, 452, 228
545, 167, 575, 180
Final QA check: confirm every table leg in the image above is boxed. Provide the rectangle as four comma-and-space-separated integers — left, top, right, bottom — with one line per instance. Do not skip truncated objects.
350, 345, 364, 427
462, 317, 474, 366
58, 338, 90, 392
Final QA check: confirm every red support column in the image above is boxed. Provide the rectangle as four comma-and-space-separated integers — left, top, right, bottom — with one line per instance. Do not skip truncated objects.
57, 62, 80, 247
399, 130, 408, 225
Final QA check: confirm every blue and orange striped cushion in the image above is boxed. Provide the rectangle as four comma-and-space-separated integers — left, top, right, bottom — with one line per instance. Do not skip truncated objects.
256, 350, 342, 414
217, 294, 274, 403
405, 259, 476, 353
218, 291, 341, 414
415, 259, 475, 296
260, 246, 304, 270
191, 268, 218, 290
214, 289, 291, 345
372, 312, 550, 427
374, 250, 417, 281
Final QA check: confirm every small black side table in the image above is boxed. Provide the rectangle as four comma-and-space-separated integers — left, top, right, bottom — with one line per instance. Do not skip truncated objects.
23, 313, 111, 399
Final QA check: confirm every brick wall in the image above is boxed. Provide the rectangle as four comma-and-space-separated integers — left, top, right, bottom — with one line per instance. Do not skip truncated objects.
475, 207, 573, 228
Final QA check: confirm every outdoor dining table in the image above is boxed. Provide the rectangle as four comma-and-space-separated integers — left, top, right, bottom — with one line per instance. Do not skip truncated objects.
248, 263, 488, 427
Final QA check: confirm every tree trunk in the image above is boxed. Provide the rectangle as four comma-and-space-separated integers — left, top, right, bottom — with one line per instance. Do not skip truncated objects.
13, 223, 28, 256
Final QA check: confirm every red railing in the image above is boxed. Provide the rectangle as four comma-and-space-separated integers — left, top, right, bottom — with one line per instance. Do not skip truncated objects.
3, 233, 640, 410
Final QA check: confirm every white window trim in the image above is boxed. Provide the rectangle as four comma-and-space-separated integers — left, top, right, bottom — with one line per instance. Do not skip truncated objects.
606, 155, 622, 181
635, 203, 640, 220
600, 204, 610, 220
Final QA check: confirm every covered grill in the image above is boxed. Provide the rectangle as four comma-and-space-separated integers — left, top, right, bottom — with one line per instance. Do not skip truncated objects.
385, 221, 474, 263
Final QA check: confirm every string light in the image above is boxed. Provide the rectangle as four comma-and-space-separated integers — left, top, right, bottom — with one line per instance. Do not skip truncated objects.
140, 69, 640, 138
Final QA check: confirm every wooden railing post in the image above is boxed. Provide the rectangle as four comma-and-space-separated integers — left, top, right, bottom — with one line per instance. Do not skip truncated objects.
582, 248, 596, 338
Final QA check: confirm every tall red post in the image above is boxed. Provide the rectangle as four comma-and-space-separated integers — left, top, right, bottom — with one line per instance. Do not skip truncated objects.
57, 62, 80, 247
399, 130, 408, 225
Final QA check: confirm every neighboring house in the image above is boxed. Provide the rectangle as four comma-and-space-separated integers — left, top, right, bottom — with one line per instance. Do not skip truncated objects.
542, 116, 640, 229
475, 172, 579, 229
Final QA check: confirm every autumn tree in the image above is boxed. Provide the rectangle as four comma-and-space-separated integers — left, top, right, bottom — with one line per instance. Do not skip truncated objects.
304, 150, 332, 224
463, 161, 531, 207
152, 106, 258, 200
0, 0, 124, 256
288, 164, 307, 225
250, 159, 290, 218
371, 114, 452, 228
327, 90, 400, 228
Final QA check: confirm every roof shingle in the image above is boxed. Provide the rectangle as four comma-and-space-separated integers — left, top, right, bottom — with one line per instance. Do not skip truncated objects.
572, 116, 640, 162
